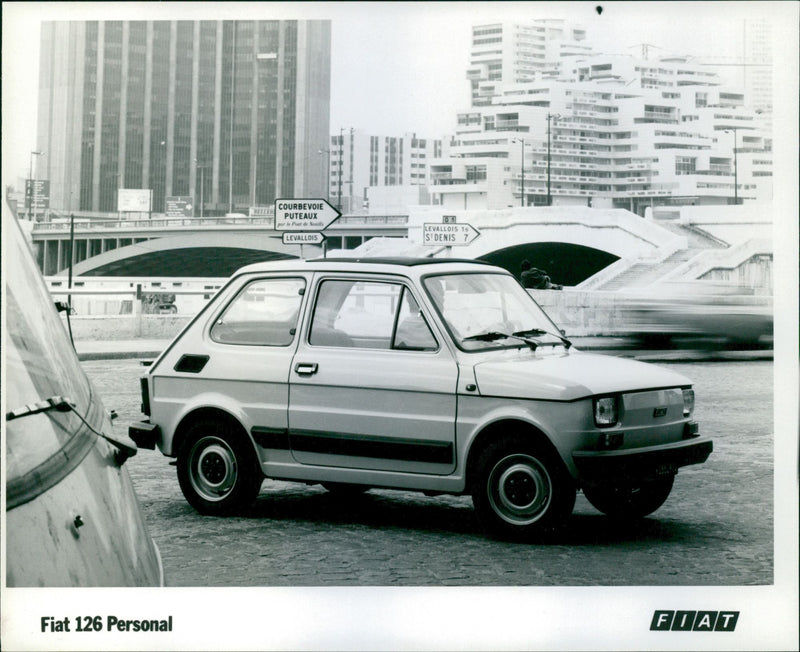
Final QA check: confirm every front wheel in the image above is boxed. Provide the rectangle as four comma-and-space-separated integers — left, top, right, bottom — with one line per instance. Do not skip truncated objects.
177, 418, 263, 515
583, 475, 674, 519
472, 435, 575, 540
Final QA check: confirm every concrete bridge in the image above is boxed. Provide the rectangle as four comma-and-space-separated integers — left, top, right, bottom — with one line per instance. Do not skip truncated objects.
29, 204, 772, 293
30, 213, 408, 277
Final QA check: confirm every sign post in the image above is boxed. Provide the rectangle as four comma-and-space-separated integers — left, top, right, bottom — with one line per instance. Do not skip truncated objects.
165, 196, 194, 218
117, 189, 153, 214
422, 221, 480, 248
30, 180, 50, 221
274, 198, 340, 258
282, 232, 326, 246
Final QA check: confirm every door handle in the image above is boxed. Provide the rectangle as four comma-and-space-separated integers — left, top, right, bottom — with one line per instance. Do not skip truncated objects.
294, 362, 318, 376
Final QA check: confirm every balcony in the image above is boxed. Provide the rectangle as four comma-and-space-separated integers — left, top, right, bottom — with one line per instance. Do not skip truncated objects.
434, 181, 488, 195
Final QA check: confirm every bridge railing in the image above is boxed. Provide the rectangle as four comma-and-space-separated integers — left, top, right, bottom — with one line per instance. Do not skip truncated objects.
46, 277, 226, 318
33, 215, 277, 232
32, 213, 410, 233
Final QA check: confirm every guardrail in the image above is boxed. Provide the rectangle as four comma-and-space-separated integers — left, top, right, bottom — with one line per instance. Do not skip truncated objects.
32, 213, 409, 233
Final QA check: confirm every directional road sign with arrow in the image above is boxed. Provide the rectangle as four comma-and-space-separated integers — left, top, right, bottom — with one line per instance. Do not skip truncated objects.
274, 198, 341, 231
422, 222, 481, 246
282, 232, 326, 245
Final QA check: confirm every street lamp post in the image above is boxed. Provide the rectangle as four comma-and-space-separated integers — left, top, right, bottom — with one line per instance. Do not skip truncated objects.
318, 148, 330, 201
194, 158, 208, 218
338, 128, 344, 211
116, 173, 123, 220
725, 128, 739, 205
520, 139, 525, 207
28, 150, 44, 220
546, 113, 560, 207
228, 20, 237, 215
512, 138, 525, 207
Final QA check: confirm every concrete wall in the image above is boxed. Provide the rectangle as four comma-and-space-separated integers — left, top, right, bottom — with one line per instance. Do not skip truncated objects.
64, 290, 628, 341
63, 314, 191, 340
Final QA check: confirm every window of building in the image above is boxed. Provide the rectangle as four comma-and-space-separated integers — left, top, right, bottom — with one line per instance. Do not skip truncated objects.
675, 156, 697, 175
465, 165, 487, 182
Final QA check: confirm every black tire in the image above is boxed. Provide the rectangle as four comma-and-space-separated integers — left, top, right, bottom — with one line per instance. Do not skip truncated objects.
177, 417, 263, 515
471, 435, 575, 540
322, 482, 370, 496
583, 475, 674, 519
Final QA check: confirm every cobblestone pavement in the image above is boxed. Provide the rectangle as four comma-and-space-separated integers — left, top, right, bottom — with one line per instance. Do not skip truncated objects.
84, 359, 775, 587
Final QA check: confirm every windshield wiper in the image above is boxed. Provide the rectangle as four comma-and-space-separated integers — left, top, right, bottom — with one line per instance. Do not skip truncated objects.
513, 328, 572, 350
6, 395, 137, 465
463, 331, 539, 350
6, 396, 73, 421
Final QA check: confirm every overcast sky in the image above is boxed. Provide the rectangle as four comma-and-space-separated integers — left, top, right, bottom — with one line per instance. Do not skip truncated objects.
1, 1, 794, 188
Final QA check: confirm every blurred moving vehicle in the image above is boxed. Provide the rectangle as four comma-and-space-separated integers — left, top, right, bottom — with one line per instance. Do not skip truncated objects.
3, 202, 163, 587
618, 282, 773, 349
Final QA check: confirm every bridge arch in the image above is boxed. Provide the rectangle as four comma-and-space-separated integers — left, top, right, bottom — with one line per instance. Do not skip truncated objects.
71, 232, 306, 276
407, 206, 685, 284
477, 242, 618, 287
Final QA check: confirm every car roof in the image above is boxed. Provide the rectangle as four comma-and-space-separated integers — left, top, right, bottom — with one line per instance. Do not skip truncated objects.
235, 256, 500, 276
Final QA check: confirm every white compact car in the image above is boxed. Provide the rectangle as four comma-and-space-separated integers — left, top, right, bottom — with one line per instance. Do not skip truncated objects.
130, 258, 712, 539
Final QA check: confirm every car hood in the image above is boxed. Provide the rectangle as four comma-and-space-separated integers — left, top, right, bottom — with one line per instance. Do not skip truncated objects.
472, 351, 691, 401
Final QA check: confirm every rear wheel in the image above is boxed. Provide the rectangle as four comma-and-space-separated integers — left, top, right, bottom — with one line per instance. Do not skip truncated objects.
472, 435, 575, 540
177, 417, 263, 515
583, 475, 674, 519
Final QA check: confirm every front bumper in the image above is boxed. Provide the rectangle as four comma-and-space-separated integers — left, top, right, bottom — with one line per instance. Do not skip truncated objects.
129, 421, 161, 450
572, 436, 712, 485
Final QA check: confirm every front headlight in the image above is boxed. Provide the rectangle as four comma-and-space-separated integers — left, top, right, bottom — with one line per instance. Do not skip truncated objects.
593, 396, 619, 428
682, 388, 695, 417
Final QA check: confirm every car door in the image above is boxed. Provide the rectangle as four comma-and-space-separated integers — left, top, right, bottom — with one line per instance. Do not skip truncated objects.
288, 275, 459, 475
186, 274, 309, 440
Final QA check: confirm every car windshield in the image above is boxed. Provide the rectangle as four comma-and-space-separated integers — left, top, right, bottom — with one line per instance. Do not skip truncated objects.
423, 272, 563, 351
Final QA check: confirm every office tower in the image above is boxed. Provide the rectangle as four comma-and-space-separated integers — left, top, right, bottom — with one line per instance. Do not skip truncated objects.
37, 19, 331, 216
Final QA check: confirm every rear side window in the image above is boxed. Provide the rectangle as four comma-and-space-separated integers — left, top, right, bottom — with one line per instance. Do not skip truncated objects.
210, 277, 305, 346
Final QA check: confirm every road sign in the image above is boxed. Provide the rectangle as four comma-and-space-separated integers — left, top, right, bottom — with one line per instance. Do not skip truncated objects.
423, 222, 480, 246
28, 180, 50, 211
274, 198, 340, 231
249, 205, 275, 217
118, 189, 152, 212
165, 196, 194, 217
282, 232, 326, 246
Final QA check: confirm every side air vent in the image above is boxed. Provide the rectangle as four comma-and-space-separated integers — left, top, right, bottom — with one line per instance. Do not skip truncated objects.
174, 354, 210, 373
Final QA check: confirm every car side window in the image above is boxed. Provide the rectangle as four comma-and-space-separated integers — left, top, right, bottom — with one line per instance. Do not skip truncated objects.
309, 279, 436, 351
210, 277, 305, 346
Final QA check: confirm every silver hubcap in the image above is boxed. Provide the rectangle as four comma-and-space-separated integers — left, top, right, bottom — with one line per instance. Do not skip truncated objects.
488, 454, 552, 525
189, 436, 237, 502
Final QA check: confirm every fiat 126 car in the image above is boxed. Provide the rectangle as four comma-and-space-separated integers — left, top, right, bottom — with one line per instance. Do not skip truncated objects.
130, 257, 712, 539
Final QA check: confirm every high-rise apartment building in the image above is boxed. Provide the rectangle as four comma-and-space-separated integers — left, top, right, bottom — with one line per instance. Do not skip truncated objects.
467, 20, 591, 106
428, 23, 772, 214
741, 18, 773, 115
37, 19, 331, 216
